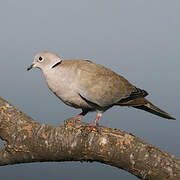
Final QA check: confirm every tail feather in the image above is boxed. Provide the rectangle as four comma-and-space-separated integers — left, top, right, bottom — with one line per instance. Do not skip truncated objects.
133, 99, 176, 120
118, 97, 175, 120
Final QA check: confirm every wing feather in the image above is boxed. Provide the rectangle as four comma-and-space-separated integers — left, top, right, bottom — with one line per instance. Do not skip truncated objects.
77, 60, 137, 107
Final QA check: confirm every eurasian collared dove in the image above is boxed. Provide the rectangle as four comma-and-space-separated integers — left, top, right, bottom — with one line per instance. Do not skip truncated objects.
27, 51, 175, 126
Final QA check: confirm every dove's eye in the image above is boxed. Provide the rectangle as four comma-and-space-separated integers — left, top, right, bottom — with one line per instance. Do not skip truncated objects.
38, 56, 43, 62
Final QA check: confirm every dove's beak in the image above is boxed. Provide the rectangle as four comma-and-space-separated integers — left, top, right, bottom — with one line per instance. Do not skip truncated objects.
27, 63, 34, 71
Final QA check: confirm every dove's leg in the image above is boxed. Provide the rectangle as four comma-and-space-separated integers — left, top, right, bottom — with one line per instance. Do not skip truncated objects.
66, 109, 89, 121
76, 109, 89, 119
88, 111, 102, 127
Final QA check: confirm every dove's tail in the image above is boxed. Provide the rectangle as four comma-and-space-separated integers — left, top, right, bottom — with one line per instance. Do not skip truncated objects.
133, 99, 176, 120
118, 97, 175, 120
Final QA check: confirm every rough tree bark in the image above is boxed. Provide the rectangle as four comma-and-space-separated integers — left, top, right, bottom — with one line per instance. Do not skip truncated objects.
0, 97, 179, 180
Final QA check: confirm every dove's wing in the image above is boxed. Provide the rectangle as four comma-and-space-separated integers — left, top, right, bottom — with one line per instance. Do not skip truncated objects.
76, 60, 140, 107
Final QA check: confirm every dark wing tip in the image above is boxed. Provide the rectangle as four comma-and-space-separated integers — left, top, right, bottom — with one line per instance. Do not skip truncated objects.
136, 88, 148, 97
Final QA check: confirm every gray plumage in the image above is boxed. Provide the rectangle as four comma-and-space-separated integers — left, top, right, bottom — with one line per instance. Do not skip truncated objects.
27, 51, 175, 126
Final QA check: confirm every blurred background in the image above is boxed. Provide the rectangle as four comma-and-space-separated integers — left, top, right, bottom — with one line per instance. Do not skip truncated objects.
0, 0, 179, 179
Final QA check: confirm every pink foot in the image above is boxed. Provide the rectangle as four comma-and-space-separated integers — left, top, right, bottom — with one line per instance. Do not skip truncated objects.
86, 113, 102, 131
76, 114, 84, 120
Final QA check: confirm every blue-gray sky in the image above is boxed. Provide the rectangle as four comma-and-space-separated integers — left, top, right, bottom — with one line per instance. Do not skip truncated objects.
0, 1, 179, 179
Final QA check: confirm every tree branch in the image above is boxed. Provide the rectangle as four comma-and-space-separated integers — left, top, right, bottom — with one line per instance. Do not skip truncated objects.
0, 97, 179, 179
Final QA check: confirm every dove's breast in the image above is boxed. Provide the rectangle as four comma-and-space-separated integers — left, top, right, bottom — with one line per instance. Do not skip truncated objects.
42, 64, 92, 109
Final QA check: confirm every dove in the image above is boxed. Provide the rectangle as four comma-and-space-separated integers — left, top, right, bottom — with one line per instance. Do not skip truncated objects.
27, 51, 175, 126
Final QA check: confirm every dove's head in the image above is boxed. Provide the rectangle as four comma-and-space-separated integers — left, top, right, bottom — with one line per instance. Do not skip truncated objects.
27, 51, 62, 71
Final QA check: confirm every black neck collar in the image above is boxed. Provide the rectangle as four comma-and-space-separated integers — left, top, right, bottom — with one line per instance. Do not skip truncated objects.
51, 60, 62, 69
